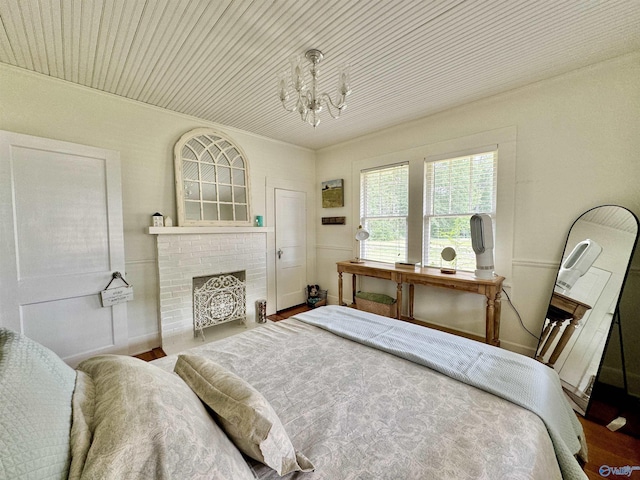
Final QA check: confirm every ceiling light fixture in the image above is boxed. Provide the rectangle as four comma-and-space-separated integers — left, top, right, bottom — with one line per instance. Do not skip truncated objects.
278, 49, 351, 128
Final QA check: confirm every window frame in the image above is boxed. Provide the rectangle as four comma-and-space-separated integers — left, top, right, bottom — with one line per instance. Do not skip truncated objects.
359, 162, 410, 263
351, 128, 515, 283
422, 150, 498, 271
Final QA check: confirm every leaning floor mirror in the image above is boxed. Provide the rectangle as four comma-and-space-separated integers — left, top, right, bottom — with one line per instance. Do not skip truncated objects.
535, 205, 639, 415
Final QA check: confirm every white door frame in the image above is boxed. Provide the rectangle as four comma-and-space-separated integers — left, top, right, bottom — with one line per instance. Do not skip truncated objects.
275, 188, 307, 311
265, 178, 315, 315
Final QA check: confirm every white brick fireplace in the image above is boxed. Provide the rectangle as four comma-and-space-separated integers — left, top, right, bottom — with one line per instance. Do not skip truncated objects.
150, 227, 270, 348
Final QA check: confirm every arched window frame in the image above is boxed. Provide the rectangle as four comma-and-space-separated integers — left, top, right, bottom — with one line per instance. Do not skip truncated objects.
174, 128, 251, 226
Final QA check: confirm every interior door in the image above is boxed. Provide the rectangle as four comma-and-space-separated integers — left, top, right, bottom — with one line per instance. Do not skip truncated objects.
275, 189, 307, 310
0, 131, 127, 366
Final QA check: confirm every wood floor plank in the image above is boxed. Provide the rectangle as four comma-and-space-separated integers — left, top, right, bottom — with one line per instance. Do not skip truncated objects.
267, 304, 311, 321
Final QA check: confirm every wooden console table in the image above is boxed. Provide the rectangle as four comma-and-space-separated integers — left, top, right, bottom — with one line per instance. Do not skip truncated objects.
337, 260, 505, 346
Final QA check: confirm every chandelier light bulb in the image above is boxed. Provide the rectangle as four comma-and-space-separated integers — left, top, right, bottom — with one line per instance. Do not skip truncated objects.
338, 65, 351, 96
277, 71, 289, 102
279, 49, 351, 127
290, 55, 305, 92
311, 110, 320, 128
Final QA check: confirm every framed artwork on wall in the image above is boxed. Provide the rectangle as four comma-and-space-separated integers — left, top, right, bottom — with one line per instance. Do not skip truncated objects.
322, 179, 344, 208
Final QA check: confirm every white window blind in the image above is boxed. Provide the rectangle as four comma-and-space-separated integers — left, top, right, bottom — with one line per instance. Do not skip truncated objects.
360, 163, 409, 263
423, 151, 497, 270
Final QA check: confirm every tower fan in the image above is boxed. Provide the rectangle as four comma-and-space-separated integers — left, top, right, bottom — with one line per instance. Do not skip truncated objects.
470, 214, 495, 279
555, 239, 602, 293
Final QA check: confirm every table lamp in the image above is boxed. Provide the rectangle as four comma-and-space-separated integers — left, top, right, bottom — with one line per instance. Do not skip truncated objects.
351, 225, 370, 263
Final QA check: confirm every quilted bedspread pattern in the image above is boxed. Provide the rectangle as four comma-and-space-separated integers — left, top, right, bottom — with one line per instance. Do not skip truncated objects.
152, 308, 573, 479
0, 328, 77, 480
295, 305, 588, 480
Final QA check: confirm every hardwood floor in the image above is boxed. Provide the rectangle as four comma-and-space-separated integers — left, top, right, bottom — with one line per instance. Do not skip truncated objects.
582, 383, 640, 479
133, 347, 166, 362
136, 304, 640, 478
132, 305, 310, 358
267, 303, 311, 321
589, 382, 640, 438
579, 415, 640, 479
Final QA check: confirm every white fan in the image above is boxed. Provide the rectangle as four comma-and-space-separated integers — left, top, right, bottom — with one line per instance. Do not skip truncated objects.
470, 213, 495, 279
556, 239, 602, 293
351, 225, 370, 264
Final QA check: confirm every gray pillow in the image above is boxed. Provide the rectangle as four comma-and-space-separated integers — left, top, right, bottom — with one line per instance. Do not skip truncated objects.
175, 354, 314, 476
75, 355, 255, 480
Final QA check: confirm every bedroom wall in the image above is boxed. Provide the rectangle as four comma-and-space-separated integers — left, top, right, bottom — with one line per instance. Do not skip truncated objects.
0, 64, 317, 354
1, 51, 638, 395
314, 51, 640, 394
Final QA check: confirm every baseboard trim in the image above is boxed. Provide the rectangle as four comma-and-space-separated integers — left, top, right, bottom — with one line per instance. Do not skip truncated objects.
128, 331, 161, 356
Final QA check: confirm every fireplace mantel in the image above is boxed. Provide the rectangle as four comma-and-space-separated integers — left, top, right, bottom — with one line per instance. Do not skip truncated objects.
149, 226, 273, 235
150, 225, 269, 352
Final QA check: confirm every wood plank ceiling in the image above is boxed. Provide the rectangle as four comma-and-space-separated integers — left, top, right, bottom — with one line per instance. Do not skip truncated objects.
1, 0, 639, 150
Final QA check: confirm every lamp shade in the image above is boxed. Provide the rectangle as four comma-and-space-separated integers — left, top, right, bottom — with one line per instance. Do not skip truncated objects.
355, 225, 370, 242
351, 225, 370, 264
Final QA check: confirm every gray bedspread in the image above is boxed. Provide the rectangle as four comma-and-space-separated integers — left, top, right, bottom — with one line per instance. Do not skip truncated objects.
295, 306, 587, 480
152, 307, 580, 479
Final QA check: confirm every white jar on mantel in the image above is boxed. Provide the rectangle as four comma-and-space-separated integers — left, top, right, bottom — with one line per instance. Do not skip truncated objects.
152, 213, 164, 227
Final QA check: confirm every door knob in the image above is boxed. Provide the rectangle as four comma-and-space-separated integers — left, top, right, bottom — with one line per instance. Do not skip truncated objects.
277, 248, 283, 259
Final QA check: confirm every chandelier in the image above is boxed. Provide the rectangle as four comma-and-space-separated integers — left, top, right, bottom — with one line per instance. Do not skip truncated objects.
278, 49, 351, 128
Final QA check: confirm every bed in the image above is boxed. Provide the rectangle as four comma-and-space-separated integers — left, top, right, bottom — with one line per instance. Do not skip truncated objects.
0, 305, 587, 479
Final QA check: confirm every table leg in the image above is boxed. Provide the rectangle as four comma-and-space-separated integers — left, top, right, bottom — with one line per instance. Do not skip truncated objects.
352, 274, 357, 306
494, 289, 502, 346
485, 288, 501, 346
538, 320, 562, 360
396, 282, 402, 319
338, 272, 344, 306
548, 319, 578, 367
535, 321, 553, 361
409, 283, 415, 320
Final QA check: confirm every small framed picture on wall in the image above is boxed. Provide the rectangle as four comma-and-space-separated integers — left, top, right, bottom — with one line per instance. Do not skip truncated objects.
322, 179, 344, 208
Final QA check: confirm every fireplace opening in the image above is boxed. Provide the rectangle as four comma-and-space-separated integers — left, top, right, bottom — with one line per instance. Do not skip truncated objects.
193, 271, 246, 339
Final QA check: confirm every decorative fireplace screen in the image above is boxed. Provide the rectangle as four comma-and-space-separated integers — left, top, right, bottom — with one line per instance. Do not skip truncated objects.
193, 271, 246, 338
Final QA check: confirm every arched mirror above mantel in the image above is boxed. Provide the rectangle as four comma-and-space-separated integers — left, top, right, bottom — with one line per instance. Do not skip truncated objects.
535, 205, 639, 416
174, 128, 251, 226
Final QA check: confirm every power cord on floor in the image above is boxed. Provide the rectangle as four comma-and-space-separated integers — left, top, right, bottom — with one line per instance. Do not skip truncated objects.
501, 287, 540, 341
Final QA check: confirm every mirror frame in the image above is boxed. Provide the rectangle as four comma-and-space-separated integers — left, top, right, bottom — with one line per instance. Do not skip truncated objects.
174, 128, 252, 227
535, 204, 639, 416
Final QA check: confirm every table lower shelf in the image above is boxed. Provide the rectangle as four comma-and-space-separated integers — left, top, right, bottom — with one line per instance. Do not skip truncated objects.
399, 315, 488, 344
345, 303, 491, 345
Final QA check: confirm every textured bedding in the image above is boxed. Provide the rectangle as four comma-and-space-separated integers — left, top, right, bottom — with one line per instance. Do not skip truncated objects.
69, 355, 255, 480
0, 328, 76, 480
152, 307, 580, 479
296, 305, 588, 480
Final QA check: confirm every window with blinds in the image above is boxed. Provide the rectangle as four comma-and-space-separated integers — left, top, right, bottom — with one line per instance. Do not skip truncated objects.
423, 151, 497, 270
360, 163, 409, 263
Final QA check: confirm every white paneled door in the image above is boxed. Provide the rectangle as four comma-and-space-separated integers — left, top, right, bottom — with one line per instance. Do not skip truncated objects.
275, 189, 307, 311
0, 131, 127, 366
